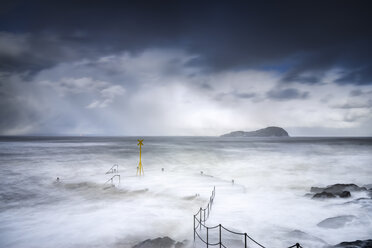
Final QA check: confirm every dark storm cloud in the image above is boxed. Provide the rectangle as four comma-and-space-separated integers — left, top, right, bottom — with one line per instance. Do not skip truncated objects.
0, 0, 371, 84
0, 32, 103, 76
335, 65, 372, 85
266, 88, 309, 101
1, 0, 372, 135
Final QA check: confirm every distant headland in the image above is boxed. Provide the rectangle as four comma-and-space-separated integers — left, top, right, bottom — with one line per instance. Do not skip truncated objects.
220, 126, 289, 137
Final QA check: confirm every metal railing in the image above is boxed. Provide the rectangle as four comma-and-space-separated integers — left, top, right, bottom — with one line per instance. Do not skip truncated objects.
106, 164, 119, 174
103, 164, 121, 188
104, 174, 121, 186
193, 187, 303, 248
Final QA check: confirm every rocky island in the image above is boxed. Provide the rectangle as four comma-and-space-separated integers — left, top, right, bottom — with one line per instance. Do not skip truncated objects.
221, 126, 289, 137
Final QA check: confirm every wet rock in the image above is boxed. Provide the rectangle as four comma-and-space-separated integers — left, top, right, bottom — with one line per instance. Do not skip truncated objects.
133, 237, 174, 248
310, 184, 368, 199
311, 187, 325, 193
342, 198, 372, 210
175, 241, 187, 248
132, 237, 188, 248
368, 189, 372, 198
304, 193, 314, 197
317, 215, 356, 229
312, 192, 336, 198
311, 184, 366, 195
333, 239, 372, 248
362, 184, 372, 190
339, 191, 351, 198
344, 197, 372, 204
286, 230, 328, 247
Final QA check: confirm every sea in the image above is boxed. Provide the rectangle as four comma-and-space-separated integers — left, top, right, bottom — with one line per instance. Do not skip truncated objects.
0, 136, 371, 248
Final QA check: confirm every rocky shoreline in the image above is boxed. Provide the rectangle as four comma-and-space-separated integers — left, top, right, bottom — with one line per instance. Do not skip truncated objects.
132, 237, 189, 248
131, 183, 372, 248
308, 183, 370, 199
131, 237, 372, 248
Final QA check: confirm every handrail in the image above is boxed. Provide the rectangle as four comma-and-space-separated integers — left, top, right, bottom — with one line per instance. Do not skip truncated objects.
195, 230, 209, 245
221, 225, 245, 236
193, 187, 303, 248
106, 164, 119, 174
288, 244, 303, 248
104, 174, 120, 186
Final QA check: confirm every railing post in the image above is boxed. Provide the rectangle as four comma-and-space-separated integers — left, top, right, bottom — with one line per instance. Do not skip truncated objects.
204, 209, 206, 224
193, 215, 195, 241
219, 224, 222, 248
244, 233, 247, 248
207, 227, 209, 248
200, 208, 202, 230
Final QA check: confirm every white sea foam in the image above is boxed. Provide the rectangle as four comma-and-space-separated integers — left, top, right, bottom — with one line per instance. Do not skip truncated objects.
0, 137, 371, 248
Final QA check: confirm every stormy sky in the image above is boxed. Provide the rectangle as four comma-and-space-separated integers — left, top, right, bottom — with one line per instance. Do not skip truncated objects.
1, 1, 372, 136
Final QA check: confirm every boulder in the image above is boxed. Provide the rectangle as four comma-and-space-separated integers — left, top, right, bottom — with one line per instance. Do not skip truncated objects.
333, 239, 372, 248
310, 184, 368, 199
342, 198, 372, 210
286, 230, 328, 247
317, 215, 356, 229
362, 184, 372, 190
311, 187, 325, 193
132, 237, 187, 248
312, 184, 366, 195
339, 191, 351, 198
312, 192, 336, 199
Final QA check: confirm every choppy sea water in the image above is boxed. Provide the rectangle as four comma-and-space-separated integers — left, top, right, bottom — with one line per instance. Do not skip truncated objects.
0, 136, 371, 248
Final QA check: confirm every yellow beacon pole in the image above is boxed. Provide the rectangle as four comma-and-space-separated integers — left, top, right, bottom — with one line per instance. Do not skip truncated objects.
137, 139, 144, 176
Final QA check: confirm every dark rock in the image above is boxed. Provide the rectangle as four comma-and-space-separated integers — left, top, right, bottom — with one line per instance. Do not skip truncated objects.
339, 191, 351, 198
311, 187, 325, 193
333, 239, 372, 248
313, 184, 366, 195
286, 230, 328, 247
310, 184, 369, 199
317, 215, 356, 229
304, 193, 314, 197
132, 237, 186, 248
175, 241, 189, 248
342, 198, 372, 210
221, 126, 289, 137
312, 192, 336, 199
362, 184, 372, 190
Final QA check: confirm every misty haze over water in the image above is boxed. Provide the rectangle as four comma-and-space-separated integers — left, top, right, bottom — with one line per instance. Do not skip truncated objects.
0, 136, 371, 248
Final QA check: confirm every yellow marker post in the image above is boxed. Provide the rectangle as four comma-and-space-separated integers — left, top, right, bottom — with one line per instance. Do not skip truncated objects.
137, 139, 144, 176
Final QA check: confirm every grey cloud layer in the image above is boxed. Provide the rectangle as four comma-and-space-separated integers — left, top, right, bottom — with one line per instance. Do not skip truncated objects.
267, 88, 309, 101
1, 49, 371, 135
1, 1, 372, 135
